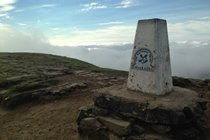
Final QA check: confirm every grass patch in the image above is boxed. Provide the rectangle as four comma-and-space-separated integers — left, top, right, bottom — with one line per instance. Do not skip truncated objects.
90, 67, 128, 77
0, 52, 128, 109
172, 76, 194, 87
9, 79, 58, 93
1, 92, 38, 109
0, 78, 58, 109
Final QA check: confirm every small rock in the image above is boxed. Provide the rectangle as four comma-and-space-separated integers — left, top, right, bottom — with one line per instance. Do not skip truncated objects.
77, 105, 94, 124
78, 117, 102, 135
126, 135, 145, 140
109, 133, 121, 140
133, 125, 145, 134
174, 127, 201, 140
98, 116, 131, 136
26, 124, 30, 128
93, 106, 109, 116
144, 133, 171, 140
150, 124, 171, 134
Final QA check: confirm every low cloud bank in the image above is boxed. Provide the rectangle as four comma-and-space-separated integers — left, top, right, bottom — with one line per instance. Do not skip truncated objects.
1, 26, 210, 79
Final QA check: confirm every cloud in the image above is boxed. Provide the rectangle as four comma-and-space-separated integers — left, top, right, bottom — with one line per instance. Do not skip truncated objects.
170, 41, 210, 79
0, 13, 7, 17
116, 0, 138, 8
1, 23, 210, 79
0, 5, 15, 12
0, 0, 16, 6
0, 0, 16, 19
96, 21, 124, 26
14, 9, 25, 13
0, 23, 10, 29
49, 25, 136, 46
168, 19, 210, 41
12, 4, 56, 14
49, 18, 210, 46
37, 4, 56, 8
0, 13, 10, 19
51, 27, 60, 31
199, 16, 210, 20
0, 23, 49, 53
17, 23, 26, 26
81, 2, 107, 12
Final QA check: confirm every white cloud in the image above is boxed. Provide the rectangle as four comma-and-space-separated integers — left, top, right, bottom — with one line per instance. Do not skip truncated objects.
49, 25, 136, 46
81, 2, 107, 12
0, 5, 15, 12
0, 0, 16, 19
199, 16, 210, 20
96, 21, 124, 26
0, 13, 7, 17
17, 23, 26, 26
0, 23, 10, 29
48, 19, 210, 46
168, 19, 210, 41
0, 13, 10, 19
12, 4, 55, 14
37, 4, 56, 8
116, 0, 138, 8
0, 24, 210, 79
0, 23, 49, 52
51, 27, 60, 31
14, 9, 25, 13
0, 0, 16, 6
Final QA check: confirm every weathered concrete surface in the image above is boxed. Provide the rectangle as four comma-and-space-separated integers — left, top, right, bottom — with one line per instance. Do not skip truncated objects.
127, 19, 173, 95
94, 85, 207, 125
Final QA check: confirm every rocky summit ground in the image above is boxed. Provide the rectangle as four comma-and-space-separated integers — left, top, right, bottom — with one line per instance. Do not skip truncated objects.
0, 53, 210, 140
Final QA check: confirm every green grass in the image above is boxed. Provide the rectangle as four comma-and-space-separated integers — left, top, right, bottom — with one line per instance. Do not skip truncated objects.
2, 52, 208, 109
0, 52, 127, 109
0, 52, 127, 78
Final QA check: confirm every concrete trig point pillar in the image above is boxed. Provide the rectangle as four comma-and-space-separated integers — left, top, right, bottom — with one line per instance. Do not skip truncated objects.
127, 18, 173, 95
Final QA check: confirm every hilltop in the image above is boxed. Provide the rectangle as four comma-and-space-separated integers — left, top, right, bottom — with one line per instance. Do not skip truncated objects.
0, 53, 127, 109
0, 53, 209, 139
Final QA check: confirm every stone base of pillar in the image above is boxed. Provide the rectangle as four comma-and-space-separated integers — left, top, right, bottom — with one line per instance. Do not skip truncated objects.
77, 85, 208, 140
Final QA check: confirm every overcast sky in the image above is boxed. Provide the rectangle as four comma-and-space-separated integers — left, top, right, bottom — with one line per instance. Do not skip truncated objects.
0, 0, 210, 79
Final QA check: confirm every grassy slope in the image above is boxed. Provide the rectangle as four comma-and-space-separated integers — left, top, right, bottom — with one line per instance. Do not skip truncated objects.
0, 53, 127, 109
0, 52, 210, 109
0, 52, 126, 79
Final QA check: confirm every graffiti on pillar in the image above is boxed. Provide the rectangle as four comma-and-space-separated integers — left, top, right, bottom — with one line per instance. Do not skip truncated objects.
132, 48, 153, 71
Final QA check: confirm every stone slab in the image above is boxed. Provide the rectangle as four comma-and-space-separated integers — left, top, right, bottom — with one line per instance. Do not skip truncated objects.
94, 85, 207, 125
98, 116, 131, 136
78, 117, 102, 134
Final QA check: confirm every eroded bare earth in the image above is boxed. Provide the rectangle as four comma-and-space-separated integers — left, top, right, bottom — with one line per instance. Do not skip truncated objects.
0, 71, 127, 140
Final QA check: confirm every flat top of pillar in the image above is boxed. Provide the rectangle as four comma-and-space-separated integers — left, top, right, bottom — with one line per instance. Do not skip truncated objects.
96, 85, 206, 110
138, 18, 166, 23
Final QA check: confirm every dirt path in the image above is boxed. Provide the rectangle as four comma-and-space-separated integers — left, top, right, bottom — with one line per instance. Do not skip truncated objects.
0, 92, 93, 140
0, 70, 127, 140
